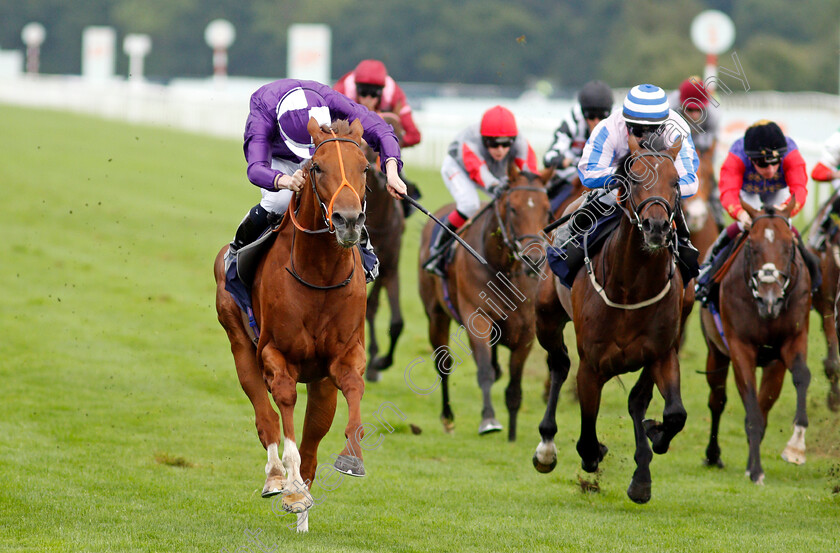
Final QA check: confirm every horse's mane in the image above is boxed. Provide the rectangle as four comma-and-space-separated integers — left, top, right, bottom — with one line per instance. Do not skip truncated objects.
320, 119, 352, 136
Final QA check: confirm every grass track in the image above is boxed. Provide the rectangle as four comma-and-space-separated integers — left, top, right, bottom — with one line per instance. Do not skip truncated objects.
1, 104, 838, 552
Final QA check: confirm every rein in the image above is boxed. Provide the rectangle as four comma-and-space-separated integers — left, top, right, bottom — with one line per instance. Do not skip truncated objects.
283, 130, 366, 289
742, 213, 797, 302
492, 185, 548, 268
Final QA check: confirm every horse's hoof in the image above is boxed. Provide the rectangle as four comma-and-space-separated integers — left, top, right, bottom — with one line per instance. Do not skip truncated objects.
532, 453, 557, 474
365, 368, 381, 383
478, 418, 503, 435
827, 389, 840, 412
781, 446, 806, 466
261, 472, 287, 498
370, 355, 392, 373
441, 416, 455, 434
627, 479, 652, 504
703, 457, 725, 469
282, 491, 313, 513
753, 473, 765, 486
333, 454, 366, 477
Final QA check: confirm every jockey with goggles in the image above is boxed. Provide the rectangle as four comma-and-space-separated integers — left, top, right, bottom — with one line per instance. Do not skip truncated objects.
695, 120, 820, 304
543, 80, 614, 207
550, 84, 700, 284
224, 79, 407, 283
423, 105, 538, 276
334, 59, 423, 217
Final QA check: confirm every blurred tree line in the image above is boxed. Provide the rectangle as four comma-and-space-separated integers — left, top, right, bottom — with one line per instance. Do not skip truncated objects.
0, 0, 838, 93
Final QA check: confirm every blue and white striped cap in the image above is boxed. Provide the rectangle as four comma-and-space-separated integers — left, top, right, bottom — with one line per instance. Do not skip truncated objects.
276, 87, 333, 159
622, 84, 669, 125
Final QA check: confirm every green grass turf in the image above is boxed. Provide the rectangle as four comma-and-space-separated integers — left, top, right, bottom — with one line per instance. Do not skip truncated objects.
0, 104, 838, 553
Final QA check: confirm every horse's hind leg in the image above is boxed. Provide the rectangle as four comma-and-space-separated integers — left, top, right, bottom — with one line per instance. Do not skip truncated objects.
576, 360, 608, 473
504, 344, 531, 442
704, 345, 730, 468
299, 378, 339, 486
533, 332, 571, 473
427, 306, 455, 432
627, 367, 655, 504
375, 271, 404, 373
781, 338, 811, 466
645, 349, 687, 455
819, 306, 840, 411
365, 279, 384, 382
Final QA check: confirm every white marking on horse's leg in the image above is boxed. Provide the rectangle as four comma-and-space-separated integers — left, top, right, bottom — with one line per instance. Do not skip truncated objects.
266, 442, 286, 477
295, 511, 309, 533
535, 439, 557, 466
282, 437, 302, 484
781, 425, 807, 465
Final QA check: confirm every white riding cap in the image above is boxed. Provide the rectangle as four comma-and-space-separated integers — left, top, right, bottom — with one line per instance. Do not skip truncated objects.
622, 84, 669, 125
276, 87, 333, 158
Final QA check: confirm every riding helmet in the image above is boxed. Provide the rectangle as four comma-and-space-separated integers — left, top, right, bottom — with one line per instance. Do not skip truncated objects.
578, 80, 614, 111
354, 59, 387, 86
744, 120, 787, 160
480, 105, 518, 137
679, 77, 710, 110
622, 84, 669, 125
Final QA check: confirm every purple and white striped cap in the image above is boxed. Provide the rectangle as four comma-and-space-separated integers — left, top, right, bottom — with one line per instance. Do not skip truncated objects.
275, 87, 333, 158
622, 84, 669, 125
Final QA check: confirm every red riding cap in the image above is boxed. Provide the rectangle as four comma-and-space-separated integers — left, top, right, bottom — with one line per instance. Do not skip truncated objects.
679, 78, 710, 110
480, 105, 518, 137
354, 59, 387, 86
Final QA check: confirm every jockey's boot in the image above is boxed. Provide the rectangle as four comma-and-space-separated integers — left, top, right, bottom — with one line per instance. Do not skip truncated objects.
796, 236, 822, 293
401, 176, 422, 218
225, 204, 271, 273
694, 228, 734, 306
423, 218, 460, 277
358, 227, 380, 283
674, 206, 700, 283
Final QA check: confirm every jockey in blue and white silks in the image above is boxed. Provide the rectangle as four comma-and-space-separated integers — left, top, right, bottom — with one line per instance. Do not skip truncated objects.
578, 84, 699, 198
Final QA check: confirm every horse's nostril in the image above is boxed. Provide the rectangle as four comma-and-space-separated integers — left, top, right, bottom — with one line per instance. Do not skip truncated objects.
331, 212, 346, 229
641, 220, 653, 232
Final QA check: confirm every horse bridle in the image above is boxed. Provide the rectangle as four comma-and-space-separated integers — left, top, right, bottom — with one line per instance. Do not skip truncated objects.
285, 132, 368, 290
492, 183, 549, 267
620, 152, 680, 240
743, 213, 797, 301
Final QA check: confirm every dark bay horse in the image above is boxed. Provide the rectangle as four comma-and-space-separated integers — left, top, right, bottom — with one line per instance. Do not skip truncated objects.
533, 136, 692, 504
418, 165, 550, 440
214, 118, 370, 531
700, 202, 811, 484
364, 113, 405, 382
807, 197, 840, 411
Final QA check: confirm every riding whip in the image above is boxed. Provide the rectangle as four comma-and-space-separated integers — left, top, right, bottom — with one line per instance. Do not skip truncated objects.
400, 194, 488, 265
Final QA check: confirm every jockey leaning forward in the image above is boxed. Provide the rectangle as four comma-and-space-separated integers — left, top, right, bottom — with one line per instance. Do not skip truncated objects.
694, 120, 821, 304
334, 59, 423, 216
543, 80, 614, 211
223, 79, 407, 282
551, 83, 701, 284
423, 105, 538, 276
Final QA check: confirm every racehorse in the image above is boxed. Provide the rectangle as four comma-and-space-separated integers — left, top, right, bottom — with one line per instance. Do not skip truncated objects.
699, 202, 811, 484
807, 197, 840, 411
214, 118, 370, 531
683, 146, 720, 261
533, 135, 692, 504
363, 113, 405, 382
417, 165, 550, 440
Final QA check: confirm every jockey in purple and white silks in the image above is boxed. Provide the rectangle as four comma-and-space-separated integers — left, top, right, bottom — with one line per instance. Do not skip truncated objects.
225, 79, 407, 280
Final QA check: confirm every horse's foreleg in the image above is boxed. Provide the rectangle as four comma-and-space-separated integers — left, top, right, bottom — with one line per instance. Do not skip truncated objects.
504, 344, 531, 442
299, 378, 339, 486
335, 358, 367, 477
474, 340, 502, 435
627, 367, 655, 504
819, 305, 840, 411
729, 340, 764, 483
704, 345, 730, 468
262, 345, 311, 512
378, 271, 403, 372
427, 307, 454, 432
781, 337, 811, 466
647, 349, 687, 455
365, 280, 383, 382
576, 361, 607, 473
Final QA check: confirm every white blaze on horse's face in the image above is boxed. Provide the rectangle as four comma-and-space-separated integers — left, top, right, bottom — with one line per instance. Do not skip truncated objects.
528, 197, 535, 208
765, 228, 775, 244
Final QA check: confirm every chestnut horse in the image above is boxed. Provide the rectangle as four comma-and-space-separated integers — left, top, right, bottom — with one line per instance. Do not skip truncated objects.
214, 118, 370, 531
364, 113, 405, 382
700, 202, 811, 484
418, 165, 550, 440
807, 197, 840, 411
533, 136, 692, 504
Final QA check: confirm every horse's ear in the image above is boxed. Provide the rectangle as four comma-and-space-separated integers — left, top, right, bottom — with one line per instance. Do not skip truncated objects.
307, 117, 326, 145
349, 118, 364, 142
539, 166, 555, 186
667, 136, 683, 161
507, 160, 520, 185
780, 198, 796, 219
628, 133, 641, 155
740, 199, 760, 220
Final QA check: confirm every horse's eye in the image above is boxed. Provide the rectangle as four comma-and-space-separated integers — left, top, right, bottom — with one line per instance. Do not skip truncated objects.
364, 163, 370, 173
312, 163, 322, 174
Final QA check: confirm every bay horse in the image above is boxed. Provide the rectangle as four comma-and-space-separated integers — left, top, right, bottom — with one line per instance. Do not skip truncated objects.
700, 201, 811, 484
533, 135, 692, 504
807, 196, 840, 411
214, 118, 370, 531
417, 165, 551, 440
363, 113, 405, 382
683, 146, 720, 261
